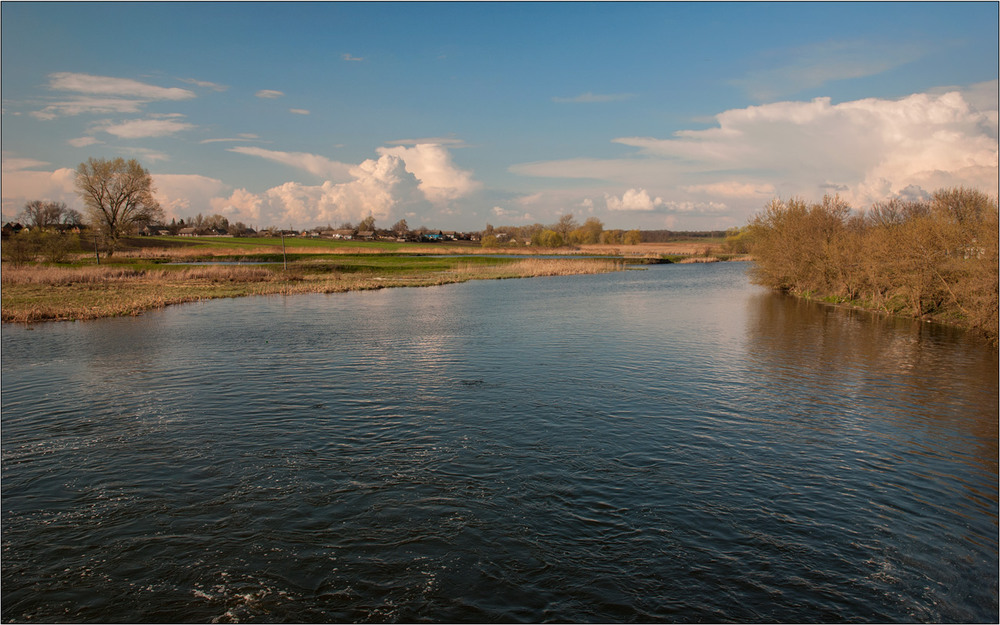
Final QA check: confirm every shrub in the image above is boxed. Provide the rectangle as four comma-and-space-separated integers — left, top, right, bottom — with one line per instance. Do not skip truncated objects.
747, 188, 998, 344
2, 231, 38, 266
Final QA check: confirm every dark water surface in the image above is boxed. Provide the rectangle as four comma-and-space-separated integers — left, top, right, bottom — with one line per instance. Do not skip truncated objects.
2, 263, 997, 623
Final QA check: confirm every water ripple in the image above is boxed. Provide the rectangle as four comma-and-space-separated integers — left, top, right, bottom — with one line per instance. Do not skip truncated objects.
2, 263, 996, 622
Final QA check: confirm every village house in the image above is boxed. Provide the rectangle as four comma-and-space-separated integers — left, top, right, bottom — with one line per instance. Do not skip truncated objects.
2, 222, 28, 237
141, 225, 171, 236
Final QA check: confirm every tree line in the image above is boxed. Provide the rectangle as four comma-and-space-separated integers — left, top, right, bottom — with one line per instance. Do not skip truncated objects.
481, 215, 641, 248
4, 157, 704, 259
744, 187, 998, 344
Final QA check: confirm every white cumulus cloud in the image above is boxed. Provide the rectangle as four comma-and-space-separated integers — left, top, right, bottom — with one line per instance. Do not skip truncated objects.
0, 166, 79, 217
217, 143, 479, 227
376, 143, 481, 205
255, 89, 284, 99
205, 154, 427, 228
605, 188, 663, 211
153, 174, 231, 218
515, 83, 998, 220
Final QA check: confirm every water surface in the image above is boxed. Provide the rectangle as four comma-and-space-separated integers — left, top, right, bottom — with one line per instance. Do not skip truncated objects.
2, 263, 997, 622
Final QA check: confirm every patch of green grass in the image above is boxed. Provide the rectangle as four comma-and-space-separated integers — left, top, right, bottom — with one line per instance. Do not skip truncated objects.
139, 235, 477, 252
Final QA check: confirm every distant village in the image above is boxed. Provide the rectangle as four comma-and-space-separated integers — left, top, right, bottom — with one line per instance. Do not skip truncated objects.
149, 224, 482, 243
2, 217, 481, 243
3, 206, 729, 246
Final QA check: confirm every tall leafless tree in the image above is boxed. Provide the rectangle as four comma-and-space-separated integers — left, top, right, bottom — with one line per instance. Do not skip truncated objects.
75, 158, 163, 255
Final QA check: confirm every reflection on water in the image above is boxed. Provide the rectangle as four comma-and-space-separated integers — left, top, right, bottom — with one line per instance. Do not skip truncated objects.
2, 263, 997, 623
746, 291, 999, 478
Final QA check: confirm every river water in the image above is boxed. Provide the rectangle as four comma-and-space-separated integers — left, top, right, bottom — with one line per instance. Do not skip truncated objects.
2, 262, 997, 623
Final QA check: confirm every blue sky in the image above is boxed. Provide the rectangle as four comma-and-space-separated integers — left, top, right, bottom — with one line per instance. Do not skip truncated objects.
2, 1, 997, 231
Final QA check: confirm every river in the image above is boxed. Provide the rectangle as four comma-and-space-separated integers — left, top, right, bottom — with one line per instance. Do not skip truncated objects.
2, 262, 997, 622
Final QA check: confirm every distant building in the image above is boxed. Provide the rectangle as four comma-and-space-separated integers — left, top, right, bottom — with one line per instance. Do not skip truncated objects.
1, 222, 27, 237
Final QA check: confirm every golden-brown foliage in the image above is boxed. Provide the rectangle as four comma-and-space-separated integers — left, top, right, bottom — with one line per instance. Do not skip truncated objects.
747, 188, 999, 344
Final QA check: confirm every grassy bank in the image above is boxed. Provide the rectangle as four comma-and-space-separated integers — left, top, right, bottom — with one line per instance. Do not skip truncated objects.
1, 256, 624, 323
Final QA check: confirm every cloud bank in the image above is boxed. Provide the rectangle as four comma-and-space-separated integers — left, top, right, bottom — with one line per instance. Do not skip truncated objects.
514, 82, 999, 222
6, 82, 995, 231
192, 142, 481, 228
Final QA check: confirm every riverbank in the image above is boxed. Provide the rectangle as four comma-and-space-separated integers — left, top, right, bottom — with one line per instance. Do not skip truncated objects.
1, 256, 625, 323
746, 189, 998, 346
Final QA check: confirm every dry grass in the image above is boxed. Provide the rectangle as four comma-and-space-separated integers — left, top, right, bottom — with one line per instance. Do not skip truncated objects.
451, 257, 624, 277
1, 257, 625, 323
576, 241, 723, 256
2, 265, 145, 285
2, 264, 275, 286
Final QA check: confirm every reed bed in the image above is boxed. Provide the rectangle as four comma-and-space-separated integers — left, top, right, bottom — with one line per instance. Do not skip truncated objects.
452, 257, 624, 278
2, 265, 144, 285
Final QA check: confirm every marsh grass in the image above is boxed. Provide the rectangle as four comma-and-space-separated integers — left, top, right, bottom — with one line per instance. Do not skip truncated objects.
451, 257, 624, 278
2, 256, 624, 323
1, 265, 277, 286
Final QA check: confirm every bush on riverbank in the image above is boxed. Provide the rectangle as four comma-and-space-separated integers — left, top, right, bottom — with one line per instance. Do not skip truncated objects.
747, 187, 999, 344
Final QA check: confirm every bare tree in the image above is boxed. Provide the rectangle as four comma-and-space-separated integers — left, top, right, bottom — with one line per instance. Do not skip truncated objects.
19, 200, 69, 229
391, 219, 409, 237
75, 157, 163, 255
553, 214, 578, 241
62, 207, 84, 225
